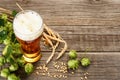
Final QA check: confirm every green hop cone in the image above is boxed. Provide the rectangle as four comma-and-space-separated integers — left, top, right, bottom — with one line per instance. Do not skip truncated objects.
9, 63, 19, 72
81, 57, 91, 67
8, 74, 20, 80
1, 14, 8, 20
0, 68, 10, 78
25, 63, 34, 74
67, 59, 79, 70
3, 38, 11, 45
69, 50, 77, 59
17, 57, 26, 67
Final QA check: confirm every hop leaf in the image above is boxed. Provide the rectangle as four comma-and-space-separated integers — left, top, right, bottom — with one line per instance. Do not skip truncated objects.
0, 30, 7, 42
0, 19, 4, 26
12, 10, 18, 17
2, 45, 12, 57
0, 56, 6, 66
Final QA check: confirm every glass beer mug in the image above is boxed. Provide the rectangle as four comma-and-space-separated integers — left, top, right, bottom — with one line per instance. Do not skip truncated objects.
13, 10, 44, 63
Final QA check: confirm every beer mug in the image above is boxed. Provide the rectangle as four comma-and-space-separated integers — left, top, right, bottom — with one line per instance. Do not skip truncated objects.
13, 10, 44, 63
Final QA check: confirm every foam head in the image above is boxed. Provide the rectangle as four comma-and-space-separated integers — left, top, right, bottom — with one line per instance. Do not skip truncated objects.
13, 10, 43, 41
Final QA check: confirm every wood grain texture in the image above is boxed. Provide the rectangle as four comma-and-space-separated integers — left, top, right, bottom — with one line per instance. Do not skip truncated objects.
28, 52, 120, 80
1, 0, 120, 51
0, 0, 120, 80
1, 52, 120, 80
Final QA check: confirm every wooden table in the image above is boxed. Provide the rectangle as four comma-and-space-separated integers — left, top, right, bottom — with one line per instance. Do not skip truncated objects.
0, 0, 120, 80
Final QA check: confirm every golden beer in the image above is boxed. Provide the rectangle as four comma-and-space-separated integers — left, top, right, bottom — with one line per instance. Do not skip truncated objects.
13, 10, 44, 63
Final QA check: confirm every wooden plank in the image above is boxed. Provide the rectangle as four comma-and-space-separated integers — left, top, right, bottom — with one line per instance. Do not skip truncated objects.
0, 25, 120, 52
46, 25, 120, 52
0, 0, 120, 51
1, 52, 120, 80
1, 0, 120, 26
21, 52, 120, 80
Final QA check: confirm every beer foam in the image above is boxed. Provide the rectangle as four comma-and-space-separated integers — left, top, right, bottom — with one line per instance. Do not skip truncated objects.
13, 10, 43, 41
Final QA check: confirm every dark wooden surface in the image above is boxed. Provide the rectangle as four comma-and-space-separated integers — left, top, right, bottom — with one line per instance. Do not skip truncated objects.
0, 0, 120, 80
